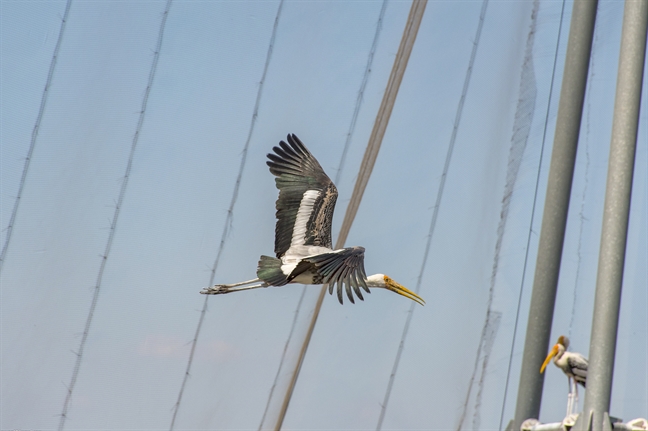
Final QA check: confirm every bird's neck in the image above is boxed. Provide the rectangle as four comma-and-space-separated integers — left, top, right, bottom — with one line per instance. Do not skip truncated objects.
365, 274, 386, 288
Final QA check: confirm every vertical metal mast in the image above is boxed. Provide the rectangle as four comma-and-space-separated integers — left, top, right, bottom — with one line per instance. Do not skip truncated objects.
511, 1, 598, 429
578, 0, 648, 429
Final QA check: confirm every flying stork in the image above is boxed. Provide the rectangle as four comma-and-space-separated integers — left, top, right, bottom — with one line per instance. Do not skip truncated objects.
540, 335, 588, 417
200, 134, 425, 306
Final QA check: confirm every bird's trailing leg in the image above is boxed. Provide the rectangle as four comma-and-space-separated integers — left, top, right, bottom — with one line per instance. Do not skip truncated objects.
200, 278, 269, 295
572, 379, 579, 414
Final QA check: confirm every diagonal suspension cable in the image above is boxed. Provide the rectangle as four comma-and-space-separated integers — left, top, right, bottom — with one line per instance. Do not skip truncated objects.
258, 2, 389, 429
377, 0, 488, 429
337, 0, 428, 246
334, 0, 389, 185
258, 284, 308, 430
168, 1, 285, 429
459, 2, 539, 429
58, 1, 173, 429
271, 2, 429, 429
0, 0, 73, 275
497, 1, 567, 428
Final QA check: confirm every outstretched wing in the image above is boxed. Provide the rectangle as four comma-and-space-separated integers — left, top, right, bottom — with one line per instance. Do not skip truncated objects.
289, 246, 369, 304
266, 134, 338, 258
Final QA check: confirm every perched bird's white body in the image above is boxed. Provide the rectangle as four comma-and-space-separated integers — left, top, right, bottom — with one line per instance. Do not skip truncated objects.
541, 335, 588, 418
552, 348, 588, 385
200, 134, 424, 305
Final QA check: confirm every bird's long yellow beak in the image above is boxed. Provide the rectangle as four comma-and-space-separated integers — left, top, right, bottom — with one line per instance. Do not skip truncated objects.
540, 344, 559, 373
385, 277, 425, 306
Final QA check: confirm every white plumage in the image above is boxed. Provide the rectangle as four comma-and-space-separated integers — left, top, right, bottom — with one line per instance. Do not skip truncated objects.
291, 190, 320, 247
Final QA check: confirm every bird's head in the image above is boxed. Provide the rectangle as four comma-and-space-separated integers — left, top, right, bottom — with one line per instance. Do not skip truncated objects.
540, 335, 568, 373
366, 274, 425, 306
557, 335, 569, 349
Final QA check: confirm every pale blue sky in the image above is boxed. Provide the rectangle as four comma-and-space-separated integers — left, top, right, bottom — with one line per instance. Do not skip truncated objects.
1, 1, 646, 429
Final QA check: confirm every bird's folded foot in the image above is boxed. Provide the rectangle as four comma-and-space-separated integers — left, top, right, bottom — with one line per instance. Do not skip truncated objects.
200, 284, 229, 295
200, 278, 268, 295
562, 413, 578, 427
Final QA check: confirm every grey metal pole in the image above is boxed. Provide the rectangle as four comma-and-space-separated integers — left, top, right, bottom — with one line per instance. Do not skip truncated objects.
577, 0, 648, 429
511, 1, 598, 429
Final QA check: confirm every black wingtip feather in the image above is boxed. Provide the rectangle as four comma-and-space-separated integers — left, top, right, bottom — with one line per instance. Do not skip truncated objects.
273, 146, 298, 163
351, 273, 364, 301
279, 141, 294, 156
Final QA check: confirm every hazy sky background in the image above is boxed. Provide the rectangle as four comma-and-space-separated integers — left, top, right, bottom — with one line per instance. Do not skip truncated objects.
1, 0, 646, 430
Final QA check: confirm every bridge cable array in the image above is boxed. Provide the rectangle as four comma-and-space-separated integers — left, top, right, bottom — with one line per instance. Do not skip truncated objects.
271, 1, 429, 429
377, 0, 489, 428
169, 1, 285, 429
258, 1, 389, 429
497, 1, 568, 428
58, 1, 174, 430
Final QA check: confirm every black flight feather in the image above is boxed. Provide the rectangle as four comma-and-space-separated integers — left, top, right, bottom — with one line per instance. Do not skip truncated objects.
266, 134, 338, 258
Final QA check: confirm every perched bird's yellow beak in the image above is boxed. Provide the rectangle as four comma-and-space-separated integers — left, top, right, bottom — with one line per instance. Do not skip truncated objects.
385, 277, 425, 306
540, 344, 559, 373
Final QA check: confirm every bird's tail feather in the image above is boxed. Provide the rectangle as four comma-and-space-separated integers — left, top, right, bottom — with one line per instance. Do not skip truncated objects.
257, 255, 289, 286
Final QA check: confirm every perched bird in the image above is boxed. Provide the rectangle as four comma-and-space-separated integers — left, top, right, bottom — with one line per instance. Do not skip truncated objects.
541, 335, 588, 417
200, 134, 425, 305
